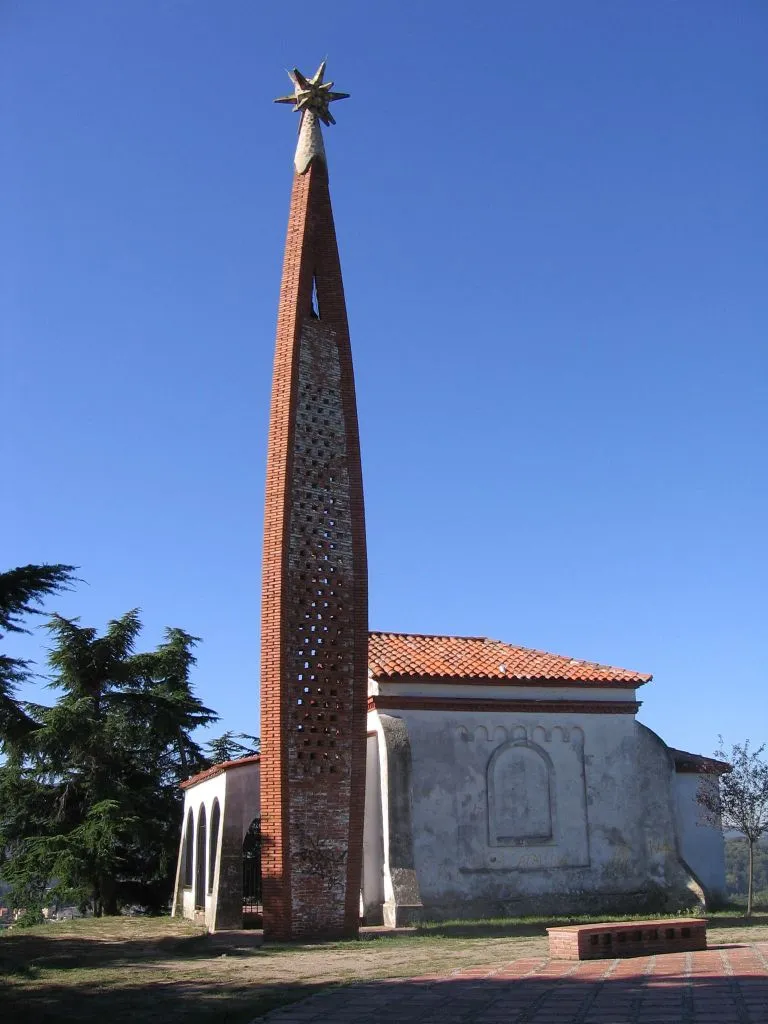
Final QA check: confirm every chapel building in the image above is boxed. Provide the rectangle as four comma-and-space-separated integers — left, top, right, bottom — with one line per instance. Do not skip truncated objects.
172, 62, 728, 934
172, 630, 727, 932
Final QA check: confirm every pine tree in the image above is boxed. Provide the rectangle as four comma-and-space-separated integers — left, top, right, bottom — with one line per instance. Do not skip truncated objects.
0, 563, 76, 746
205, 731, 260, 763
0, 609, 218, 919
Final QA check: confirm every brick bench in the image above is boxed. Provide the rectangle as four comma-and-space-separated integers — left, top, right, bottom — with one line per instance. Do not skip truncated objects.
547, 918, 707, 960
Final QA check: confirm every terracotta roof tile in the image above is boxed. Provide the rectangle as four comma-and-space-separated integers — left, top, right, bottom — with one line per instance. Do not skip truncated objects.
180, 753, 260, 790
181, 637, 651, 790
368, 632, 651, 686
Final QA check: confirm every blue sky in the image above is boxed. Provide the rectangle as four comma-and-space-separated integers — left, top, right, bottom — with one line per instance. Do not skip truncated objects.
2, 1, 766, 756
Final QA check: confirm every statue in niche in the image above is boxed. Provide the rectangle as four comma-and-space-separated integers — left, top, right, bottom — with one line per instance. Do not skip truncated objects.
487, 740, 555, 847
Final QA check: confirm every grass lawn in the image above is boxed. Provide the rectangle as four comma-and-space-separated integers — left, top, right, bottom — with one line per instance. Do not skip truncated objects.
2, 909, 767, 1024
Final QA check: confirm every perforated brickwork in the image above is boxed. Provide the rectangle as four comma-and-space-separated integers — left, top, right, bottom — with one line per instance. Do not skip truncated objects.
288, 320, 353, 778
260, 152, 367, 941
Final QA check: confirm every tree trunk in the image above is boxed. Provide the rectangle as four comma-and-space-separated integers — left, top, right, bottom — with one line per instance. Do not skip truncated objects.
747, 839, 754, 918
100, 876, 118, 916
177, 727, 188, 773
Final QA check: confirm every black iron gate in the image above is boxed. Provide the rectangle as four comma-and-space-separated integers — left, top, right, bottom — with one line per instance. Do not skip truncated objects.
242, 817, 262, 925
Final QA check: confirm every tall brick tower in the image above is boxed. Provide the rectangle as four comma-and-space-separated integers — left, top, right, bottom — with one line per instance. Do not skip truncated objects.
260, 62, 368, 940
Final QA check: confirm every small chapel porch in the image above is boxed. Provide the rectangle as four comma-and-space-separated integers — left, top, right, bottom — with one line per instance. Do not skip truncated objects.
171, 755, 262, 932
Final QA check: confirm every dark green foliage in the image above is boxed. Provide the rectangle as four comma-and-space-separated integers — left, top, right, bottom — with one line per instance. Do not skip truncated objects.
726, 838, 768, 906
0, 563, 76, 746
204, 731, 260, 764
0, 606, 219, 918
0, 564, 76, 636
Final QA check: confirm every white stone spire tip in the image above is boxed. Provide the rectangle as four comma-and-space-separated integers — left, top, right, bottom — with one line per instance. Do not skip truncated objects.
275, 60, 349, 173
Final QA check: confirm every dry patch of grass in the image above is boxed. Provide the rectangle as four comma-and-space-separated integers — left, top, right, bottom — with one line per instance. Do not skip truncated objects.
2, 911, 767, 1024
0, 917, 547, 1024
707, 912, 768, 946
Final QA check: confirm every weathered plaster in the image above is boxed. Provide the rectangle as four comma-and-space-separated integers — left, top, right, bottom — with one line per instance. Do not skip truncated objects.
376, 681, 637, 702
174, 683, 725, 930
362, 733, 385, 922
674, 771, 726, 901
295, 110, 326, 173
634, 724, 704, 909
172, 762, 260, 932
364, 713, 423, 926
366, 701, 711, 920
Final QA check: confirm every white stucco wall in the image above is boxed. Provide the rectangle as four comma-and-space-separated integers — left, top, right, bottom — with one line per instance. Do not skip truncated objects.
634, 724, 705, 906
370, 680, 637, 703
366, 701, 696, 919
173, 772, 227, 926
172, 698, 718, 928
674, 772, 726, 899
172, 762, 260, 930
366, 714, 397, 914
362, 733, 385, 919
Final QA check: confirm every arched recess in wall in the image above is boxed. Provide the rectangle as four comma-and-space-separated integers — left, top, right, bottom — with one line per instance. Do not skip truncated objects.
195, 805, 207, 910
208, 799, 221, 896
183, 808, 194, 888
487, 740, 555, 847
243, 817, 263, 922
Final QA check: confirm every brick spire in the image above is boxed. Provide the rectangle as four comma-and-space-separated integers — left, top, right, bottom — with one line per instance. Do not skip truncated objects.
260, 64, 368, 940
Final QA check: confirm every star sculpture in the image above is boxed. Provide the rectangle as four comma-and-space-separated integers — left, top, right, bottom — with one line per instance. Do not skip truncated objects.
274, 59, 349, 127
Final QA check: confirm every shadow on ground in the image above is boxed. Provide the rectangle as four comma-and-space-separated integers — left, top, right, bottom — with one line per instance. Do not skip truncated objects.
3, 953, 768, 1024
0, 929, 269, 973
256, 965, 768, 1024
0, 974, 324, 1024
3, 917, 768, 1024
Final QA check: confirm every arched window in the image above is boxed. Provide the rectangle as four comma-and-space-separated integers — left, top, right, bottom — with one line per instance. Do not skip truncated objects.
208, 799, 221, 896
195, 805, 207, 910
182, 808, 194, 887
488, 741, 554, 846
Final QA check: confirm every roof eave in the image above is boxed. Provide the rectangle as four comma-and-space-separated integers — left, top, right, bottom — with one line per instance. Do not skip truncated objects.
179, 754, 261, 791
372, 672, 650, 688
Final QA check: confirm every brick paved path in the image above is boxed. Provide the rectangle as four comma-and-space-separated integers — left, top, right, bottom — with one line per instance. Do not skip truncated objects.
254, 943, 768, 1023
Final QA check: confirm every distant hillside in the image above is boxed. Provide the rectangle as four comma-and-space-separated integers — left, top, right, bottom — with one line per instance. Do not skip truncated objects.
725, 838, 768, 902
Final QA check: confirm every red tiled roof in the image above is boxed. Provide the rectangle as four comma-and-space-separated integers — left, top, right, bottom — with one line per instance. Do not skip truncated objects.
180, 638, 650, 789
670, 748, 731, 774
368, 632, 651, 686
180, 753, 260, 790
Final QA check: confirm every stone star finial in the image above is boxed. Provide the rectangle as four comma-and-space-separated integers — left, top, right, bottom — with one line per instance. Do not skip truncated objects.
274, 59, 349, 127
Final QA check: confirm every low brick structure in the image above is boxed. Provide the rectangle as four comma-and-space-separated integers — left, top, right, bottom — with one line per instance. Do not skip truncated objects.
547, 917, 707, 960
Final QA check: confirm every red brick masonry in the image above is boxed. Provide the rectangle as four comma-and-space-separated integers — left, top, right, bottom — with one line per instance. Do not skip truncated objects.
260, 144, 367, 940
254, 944, 768, 1023
548, 918, 708, 960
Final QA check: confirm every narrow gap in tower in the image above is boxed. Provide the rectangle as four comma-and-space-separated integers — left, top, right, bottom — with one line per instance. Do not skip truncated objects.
310, 274, 320, 319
